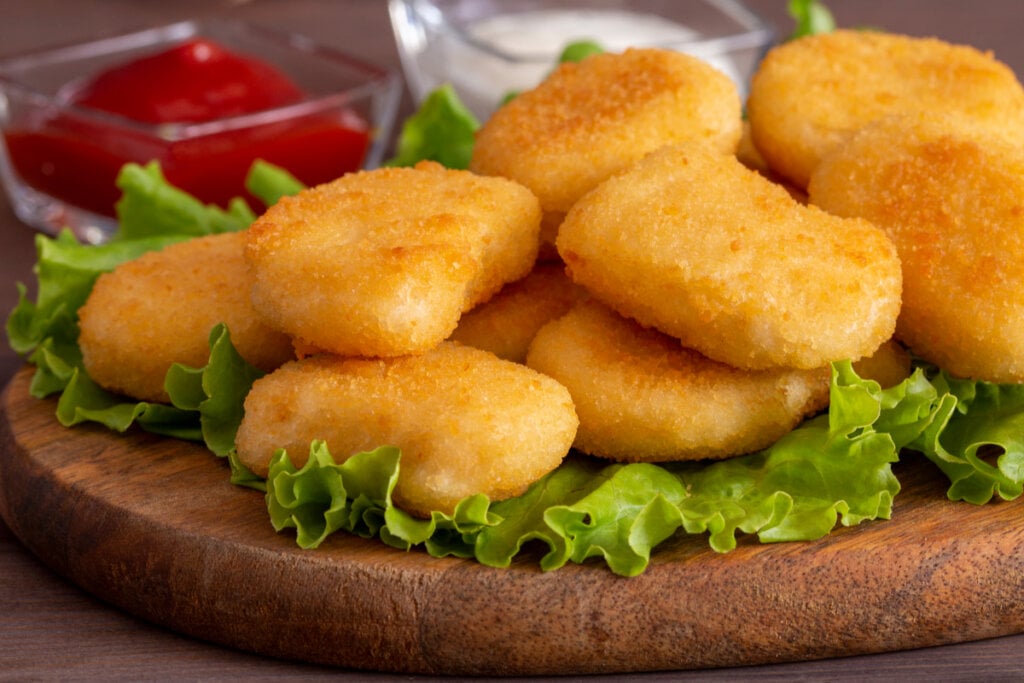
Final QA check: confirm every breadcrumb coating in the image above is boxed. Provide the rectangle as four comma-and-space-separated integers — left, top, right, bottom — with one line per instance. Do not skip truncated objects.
810, 112, 1024, 382
748, 30, 1024, 189
78, 231, 294, 403
556, 142, 902, 371
470, 48, 742, 216
526, 300, 831, 462
245, 161, 541, 358
448, 263, 584, 363
235, 342, 578, 516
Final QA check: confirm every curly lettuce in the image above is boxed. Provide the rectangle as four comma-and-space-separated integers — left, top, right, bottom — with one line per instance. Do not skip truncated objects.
787, 0, 837, 39
248, 356, 993, 577
383, 84, 480, 170
4, 159, 296, 438
7, 149, 1024, 577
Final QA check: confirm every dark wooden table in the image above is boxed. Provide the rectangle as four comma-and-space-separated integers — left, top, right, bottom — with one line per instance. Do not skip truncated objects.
2, 1, 1023, 679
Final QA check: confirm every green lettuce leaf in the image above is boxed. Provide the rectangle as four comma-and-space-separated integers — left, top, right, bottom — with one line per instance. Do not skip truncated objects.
55, 365, 199, 439
543, 461, 687, 576
165, 324, 265, 457
475, 457, 608, 572
112, 161, 255, 241
265, 442, 495, 551
6, 230, 189, 398
147, 326, 1024, 575
10, 153, 1024, 578
557, 39, 605, 64
252, 361, 932, 576
787, 0, 837, 39
500, 39, 606, 107
383, 84, 480, 169
5, 160, 266, 440
244, 160, 306, 206
164, 324, 268, 489
905, 367, 1024, 503
471, 362, 908, 574
7, 230, 185, 357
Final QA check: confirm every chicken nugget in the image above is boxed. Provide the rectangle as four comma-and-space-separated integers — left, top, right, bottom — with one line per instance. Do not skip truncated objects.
448, 264, 584, 363
736, 121, 807, 203
747, 30, 1024, 189
234, 342, 578, 517
852, 339, 912, 390
78, 231, 294, 403
246, 161, 541, 358
525, 300, 831, 462
470, 47, 742, 219
556, 143, 902, 371
809, 112, 1024, 383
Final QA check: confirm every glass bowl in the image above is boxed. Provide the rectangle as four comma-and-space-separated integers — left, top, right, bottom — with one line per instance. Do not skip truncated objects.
388, 0, 776, 122
0, 19, 402, 244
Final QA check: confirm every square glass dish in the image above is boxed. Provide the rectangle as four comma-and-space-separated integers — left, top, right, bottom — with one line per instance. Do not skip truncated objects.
0, 19, 402, 243
388, 0, 776, 121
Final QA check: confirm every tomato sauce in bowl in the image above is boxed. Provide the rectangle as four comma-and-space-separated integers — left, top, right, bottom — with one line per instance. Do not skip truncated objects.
0, 20, 401, 241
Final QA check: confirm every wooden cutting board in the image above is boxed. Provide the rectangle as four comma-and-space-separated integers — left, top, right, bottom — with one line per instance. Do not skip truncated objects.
1, 366, 1022, 676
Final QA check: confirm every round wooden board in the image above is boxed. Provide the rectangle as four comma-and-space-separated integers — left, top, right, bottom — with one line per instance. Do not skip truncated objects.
1, 367, 1023, 676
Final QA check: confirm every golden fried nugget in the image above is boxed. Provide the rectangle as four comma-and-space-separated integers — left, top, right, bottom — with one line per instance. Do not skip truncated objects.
809, 112, 1024, 383
448, 264, 584, 363
234, 342, 578, 517
737, 121, 807, 203
525, 300, 831, 462
78, 231, 294, 403
537, 211, 565, 262
246, 161, 541, 358
736, 121, 770, 176
556, 143, 902, 371
470, 48, 742, 217
852, 339, 912, 390
747, 30, 1024, 189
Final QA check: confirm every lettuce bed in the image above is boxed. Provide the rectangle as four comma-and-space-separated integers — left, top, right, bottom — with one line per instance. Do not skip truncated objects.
6, 159, 1023, 577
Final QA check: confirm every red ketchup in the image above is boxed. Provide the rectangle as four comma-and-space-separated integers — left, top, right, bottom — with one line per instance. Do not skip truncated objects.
4, 39, 371, 216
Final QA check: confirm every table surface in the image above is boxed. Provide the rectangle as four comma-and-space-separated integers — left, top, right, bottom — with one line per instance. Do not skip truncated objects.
3, 1, 1024, 680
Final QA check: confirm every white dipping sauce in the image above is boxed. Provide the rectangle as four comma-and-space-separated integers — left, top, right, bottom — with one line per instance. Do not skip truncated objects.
421, 8, 744, 119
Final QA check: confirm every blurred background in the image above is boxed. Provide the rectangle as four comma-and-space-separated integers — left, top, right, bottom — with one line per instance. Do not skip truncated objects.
3, 1, 1023, 115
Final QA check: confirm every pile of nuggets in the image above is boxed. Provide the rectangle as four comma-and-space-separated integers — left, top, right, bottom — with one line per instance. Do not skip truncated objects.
77, 29, 1024, 517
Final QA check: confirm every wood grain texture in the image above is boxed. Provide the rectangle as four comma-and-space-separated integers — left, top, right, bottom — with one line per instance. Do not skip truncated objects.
1, 367, 1022, 677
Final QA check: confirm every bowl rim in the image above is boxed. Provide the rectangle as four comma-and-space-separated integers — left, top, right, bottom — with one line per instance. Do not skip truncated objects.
392, 0, 776, 64
0, 18, 402, 141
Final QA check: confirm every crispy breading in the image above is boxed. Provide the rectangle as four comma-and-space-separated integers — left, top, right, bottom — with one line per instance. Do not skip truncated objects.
736, 121, 807, 203
78, 231, 294, 403
525, 300, 831, 462
245, 161, 541, 358
852, 340, 912, 390
234, 342, 578, 517
448, 263, 584, 363
809, 112, 1024, 382
747, 30, 1024, 189
556, 142, 902, 371
470, 47, 742, 218
537, 210, 565, 262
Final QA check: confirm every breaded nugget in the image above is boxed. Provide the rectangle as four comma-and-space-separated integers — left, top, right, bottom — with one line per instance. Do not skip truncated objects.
736, 121, 770, 176
537, 211, 565, 262
234, 342, 578, 517
852, 339, 912, 390
246, 161, 541, 358
809, 112, 1024, 383
525, 300, 831, 462
747, 30, 1024, 189
448, 264, 584, 363
470, 48, 742, 218
736, 121, 807, 204
556, 143, 902, 371
78, 231, 294, 403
